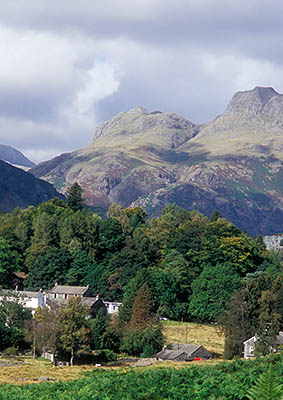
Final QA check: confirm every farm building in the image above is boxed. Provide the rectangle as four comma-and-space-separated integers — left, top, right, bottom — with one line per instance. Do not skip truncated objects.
156, 343, 212, 361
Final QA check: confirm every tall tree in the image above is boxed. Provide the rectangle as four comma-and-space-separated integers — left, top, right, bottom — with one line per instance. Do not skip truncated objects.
59, 297, 90, 366
66, 182, 84, 212
130, 284, 153, 329
188, 262, 241, 322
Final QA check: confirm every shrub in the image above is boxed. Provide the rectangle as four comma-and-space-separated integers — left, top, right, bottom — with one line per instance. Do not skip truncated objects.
1, 346, 18, 358
120, 325, 164, 357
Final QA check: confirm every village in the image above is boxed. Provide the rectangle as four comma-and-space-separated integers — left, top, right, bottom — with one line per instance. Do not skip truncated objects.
1, 278, 276, 367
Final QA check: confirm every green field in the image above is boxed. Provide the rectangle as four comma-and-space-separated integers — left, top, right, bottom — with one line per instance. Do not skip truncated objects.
0, 353, 283, 399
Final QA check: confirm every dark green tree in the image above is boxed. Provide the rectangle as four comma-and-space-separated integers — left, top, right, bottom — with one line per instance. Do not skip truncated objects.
89, 308, 109, 350
66, 182, 84, 212
0, 238, 21, 287
188, 263, 241, 322
25, 247, 72, 290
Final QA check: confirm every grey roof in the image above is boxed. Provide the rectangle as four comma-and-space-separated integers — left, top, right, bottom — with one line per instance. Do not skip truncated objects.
81, 297, 100, 307
155, 349, 189, 360
275, 335, 283, 345
0, 289, 41, 298
244, 335, 283, 346
49, 285, 90, 295
170, 343, 202, 355
19, 291, 41, 298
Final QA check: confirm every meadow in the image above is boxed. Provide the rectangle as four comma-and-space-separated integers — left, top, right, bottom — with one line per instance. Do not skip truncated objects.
0, 322, 224, 385
0, 354, 282, 399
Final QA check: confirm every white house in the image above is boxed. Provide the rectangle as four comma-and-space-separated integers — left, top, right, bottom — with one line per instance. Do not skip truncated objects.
0, 290, 47, 314
243, 333, 283, 358
103, 301, 122, 314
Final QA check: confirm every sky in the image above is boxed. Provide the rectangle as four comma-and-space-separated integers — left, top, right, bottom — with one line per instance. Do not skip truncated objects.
0, 0, 282, 164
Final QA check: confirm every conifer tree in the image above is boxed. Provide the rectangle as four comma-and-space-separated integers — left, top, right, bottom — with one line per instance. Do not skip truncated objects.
66, 182, 84, 212
130, 284, 153, 329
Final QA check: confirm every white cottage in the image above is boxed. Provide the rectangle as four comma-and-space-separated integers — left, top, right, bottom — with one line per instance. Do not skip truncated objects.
0, 290, 47, 314
243, 333, 283, 358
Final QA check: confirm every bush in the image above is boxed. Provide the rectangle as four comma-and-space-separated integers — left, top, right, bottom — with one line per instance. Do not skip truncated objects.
1, 346, 18, 358
99, 349, 117, 362
120, 325, 164, 357
101, 328, 121, 353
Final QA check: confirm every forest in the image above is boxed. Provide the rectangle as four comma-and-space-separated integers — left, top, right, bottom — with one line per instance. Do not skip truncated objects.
0, 183, 282, 359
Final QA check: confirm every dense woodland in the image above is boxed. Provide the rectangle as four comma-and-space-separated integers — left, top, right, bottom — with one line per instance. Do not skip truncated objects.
0, 183, 282, 359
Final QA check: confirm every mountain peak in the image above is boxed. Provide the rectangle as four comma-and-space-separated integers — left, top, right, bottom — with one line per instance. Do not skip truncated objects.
92, 106, 196, 147
226, 86, 281, 117
0, 144, 35, 169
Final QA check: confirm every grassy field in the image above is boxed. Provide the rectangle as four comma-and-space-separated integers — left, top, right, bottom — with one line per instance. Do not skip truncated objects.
0, 322, 224, 385
0, 357, 94, 385
162, 320, 224, 357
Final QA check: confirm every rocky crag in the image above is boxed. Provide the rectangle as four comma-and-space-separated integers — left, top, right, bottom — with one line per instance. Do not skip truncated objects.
30, 87, 283, 235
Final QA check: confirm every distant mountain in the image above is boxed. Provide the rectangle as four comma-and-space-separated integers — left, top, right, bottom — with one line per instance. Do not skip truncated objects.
0, 160, 63, 212
30, 87, 283, 235
0, 144, 35, 168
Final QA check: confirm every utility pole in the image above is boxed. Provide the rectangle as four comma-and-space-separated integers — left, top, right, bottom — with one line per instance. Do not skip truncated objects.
185, 325, 188, 344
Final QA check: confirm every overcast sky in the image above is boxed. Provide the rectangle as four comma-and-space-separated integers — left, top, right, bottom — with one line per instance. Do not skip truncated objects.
0, 0, 282, 163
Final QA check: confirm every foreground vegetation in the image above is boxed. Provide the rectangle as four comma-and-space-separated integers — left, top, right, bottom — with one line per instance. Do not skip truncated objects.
1, 353, 283, 399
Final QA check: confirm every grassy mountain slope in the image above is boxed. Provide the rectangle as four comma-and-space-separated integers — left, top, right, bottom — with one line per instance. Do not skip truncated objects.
30, 87, 283, 235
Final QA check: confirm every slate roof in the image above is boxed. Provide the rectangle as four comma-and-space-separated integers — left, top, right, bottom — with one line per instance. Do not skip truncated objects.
49, 285, 90, 295
275, 335, 283, 345
81, 297, 100, 307
1, 289, 41, 298
244, 335, 283, 346
155, 349, 190, 360
156, 343, 212, 361
19, 291, 41, 298
170, 343, 202, 354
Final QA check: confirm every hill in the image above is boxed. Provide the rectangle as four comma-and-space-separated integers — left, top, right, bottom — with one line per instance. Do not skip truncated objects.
0, 160, 63, 212
0, 144, 35, 169
30, 87, 283, 235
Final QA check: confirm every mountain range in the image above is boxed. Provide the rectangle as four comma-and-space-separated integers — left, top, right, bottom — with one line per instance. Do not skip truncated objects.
30, 86, 283, 235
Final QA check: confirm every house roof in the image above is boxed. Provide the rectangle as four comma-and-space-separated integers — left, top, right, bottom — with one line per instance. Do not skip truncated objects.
0, 289, 41, 299
244, 334, 283, 346
13, 271, 28, 279
81, 297, 101, 307
19, 291, 42, 298
49, 285, 90, 295
170, 343, 202, 355
275, 335, 283, 345
155, 349, 189, 360
46, 296, 105, 310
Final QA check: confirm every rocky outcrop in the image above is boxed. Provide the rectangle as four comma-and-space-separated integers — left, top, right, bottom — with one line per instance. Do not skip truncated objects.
263, 235, 283, 251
